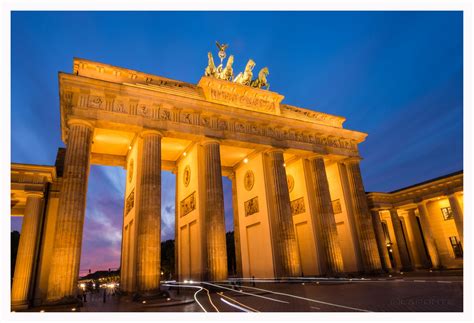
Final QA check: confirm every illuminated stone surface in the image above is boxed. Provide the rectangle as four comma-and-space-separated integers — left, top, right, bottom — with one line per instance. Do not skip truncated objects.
46, 120, 93, 302
344, 159, 382, 272
305, 157, 344, 274
10, 58, 463, 309
370, 210, 393, 271
11, 193, 43, 309
389, 208, 413, 271
136, 131, 162, 292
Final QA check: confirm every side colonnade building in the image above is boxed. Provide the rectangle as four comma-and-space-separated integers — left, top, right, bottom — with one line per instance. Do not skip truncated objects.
10, 56, 461, 310
367, 171, 463, 272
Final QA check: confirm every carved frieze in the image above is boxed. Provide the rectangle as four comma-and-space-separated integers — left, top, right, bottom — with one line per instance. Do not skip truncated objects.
281, 104, 345, 128
198, 77, 284, 115
244, 196, 259, 216
89, 95, 103, 109
159, 108, 171, 121
113, 100, 128, 113
217, 119, 228, 130
290, 197, 305, 216
137, 104, 151, 117
180, 191, 196, 217
68, 91, 359, 153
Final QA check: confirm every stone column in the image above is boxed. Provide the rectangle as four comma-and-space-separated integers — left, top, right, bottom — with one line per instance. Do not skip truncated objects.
343, 159, 382, 272
305, 157, 344, 274
264, 149, 301, 277
389, 208, 412, 271
448, 193, 463, 245
47, 119, 93, 302
172, 168, 179, 282
11, 193, 44, 309
136, 130, 162, 293
370, 209, 392, 272
405, 209, 431, 268
230, 172, 243, 278
416, 201, 441, 268
201, 139, 227, 281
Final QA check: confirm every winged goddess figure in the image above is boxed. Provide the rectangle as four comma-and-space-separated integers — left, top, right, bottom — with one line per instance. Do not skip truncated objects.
216, 41, 229, 64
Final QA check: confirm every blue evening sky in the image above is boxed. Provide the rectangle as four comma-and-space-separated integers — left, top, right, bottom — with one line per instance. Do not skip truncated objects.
11, 11, 463, 271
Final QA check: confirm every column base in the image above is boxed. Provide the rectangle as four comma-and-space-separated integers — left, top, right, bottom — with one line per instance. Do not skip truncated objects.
11, 300, 29, 311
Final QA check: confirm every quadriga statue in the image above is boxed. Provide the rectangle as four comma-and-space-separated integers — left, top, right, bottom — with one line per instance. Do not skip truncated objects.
233, 59, 255, 86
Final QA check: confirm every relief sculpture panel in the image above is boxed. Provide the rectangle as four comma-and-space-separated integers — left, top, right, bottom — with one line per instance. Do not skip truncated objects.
244, 196, 259, 216
180, 191, 196, 217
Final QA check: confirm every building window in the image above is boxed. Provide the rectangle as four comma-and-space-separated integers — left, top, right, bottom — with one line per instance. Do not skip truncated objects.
441, 207, 454, 221
449, 236, 463, 258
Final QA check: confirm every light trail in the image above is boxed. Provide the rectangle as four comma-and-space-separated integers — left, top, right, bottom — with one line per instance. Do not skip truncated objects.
220, 298, 252, 312
227, 278, 462, 285
162, 283, 219, 312
203, 282, 289, 304
162, 284, 207, 312
194, 288, 207, 312
219, 292, 259, 312
219, 283, 370, 312
203, 286, 219, 312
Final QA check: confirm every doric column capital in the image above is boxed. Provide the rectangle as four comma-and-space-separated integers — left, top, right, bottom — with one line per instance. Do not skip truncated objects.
414, 198, 428, 207
200, 137, 221, 146
342, 156, 362, 165
446, 190, 461, 199
139, 129, 164, 138
25, 191, 44, 198
389, 207, 399, 216
306, 154, 325, 162
265, 147, 286, 155
67, 118, 94, 130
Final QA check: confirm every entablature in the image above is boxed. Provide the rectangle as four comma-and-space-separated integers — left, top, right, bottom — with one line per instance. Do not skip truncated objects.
367, 172, 463, 209
59, 72, 366, 158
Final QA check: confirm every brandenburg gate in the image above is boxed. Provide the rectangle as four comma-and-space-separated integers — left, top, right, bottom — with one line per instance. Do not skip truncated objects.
11, 46, 383, 309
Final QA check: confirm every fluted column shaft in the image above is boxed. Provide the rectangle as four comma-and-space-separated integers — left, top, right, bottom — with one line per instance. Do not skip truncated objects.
306, 157, 344, 274
370, 210, 392, 272
173, 168, 179, 282
448, 194, 463, 245
344, 160, 382, 272
202, 140, 227, 281
406, 209, 431, 268
389, 208, 412, 270
136, 131, 162, 292
416, 202, 441, 268
11, 193, 44, 309
47, 120, 92, 302
264, 149, 301, 277
230, 173, 243, 277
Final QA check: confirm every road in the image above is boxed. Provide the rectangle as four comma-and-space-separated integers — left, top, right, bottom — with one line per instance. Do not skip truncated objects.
162, 275, 463, 312
28, 274, 462, 312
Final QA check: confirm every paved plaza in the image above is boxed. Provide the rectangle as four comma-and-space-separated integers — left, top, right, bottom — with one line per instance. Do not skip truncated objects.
23, 271, 462, 313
